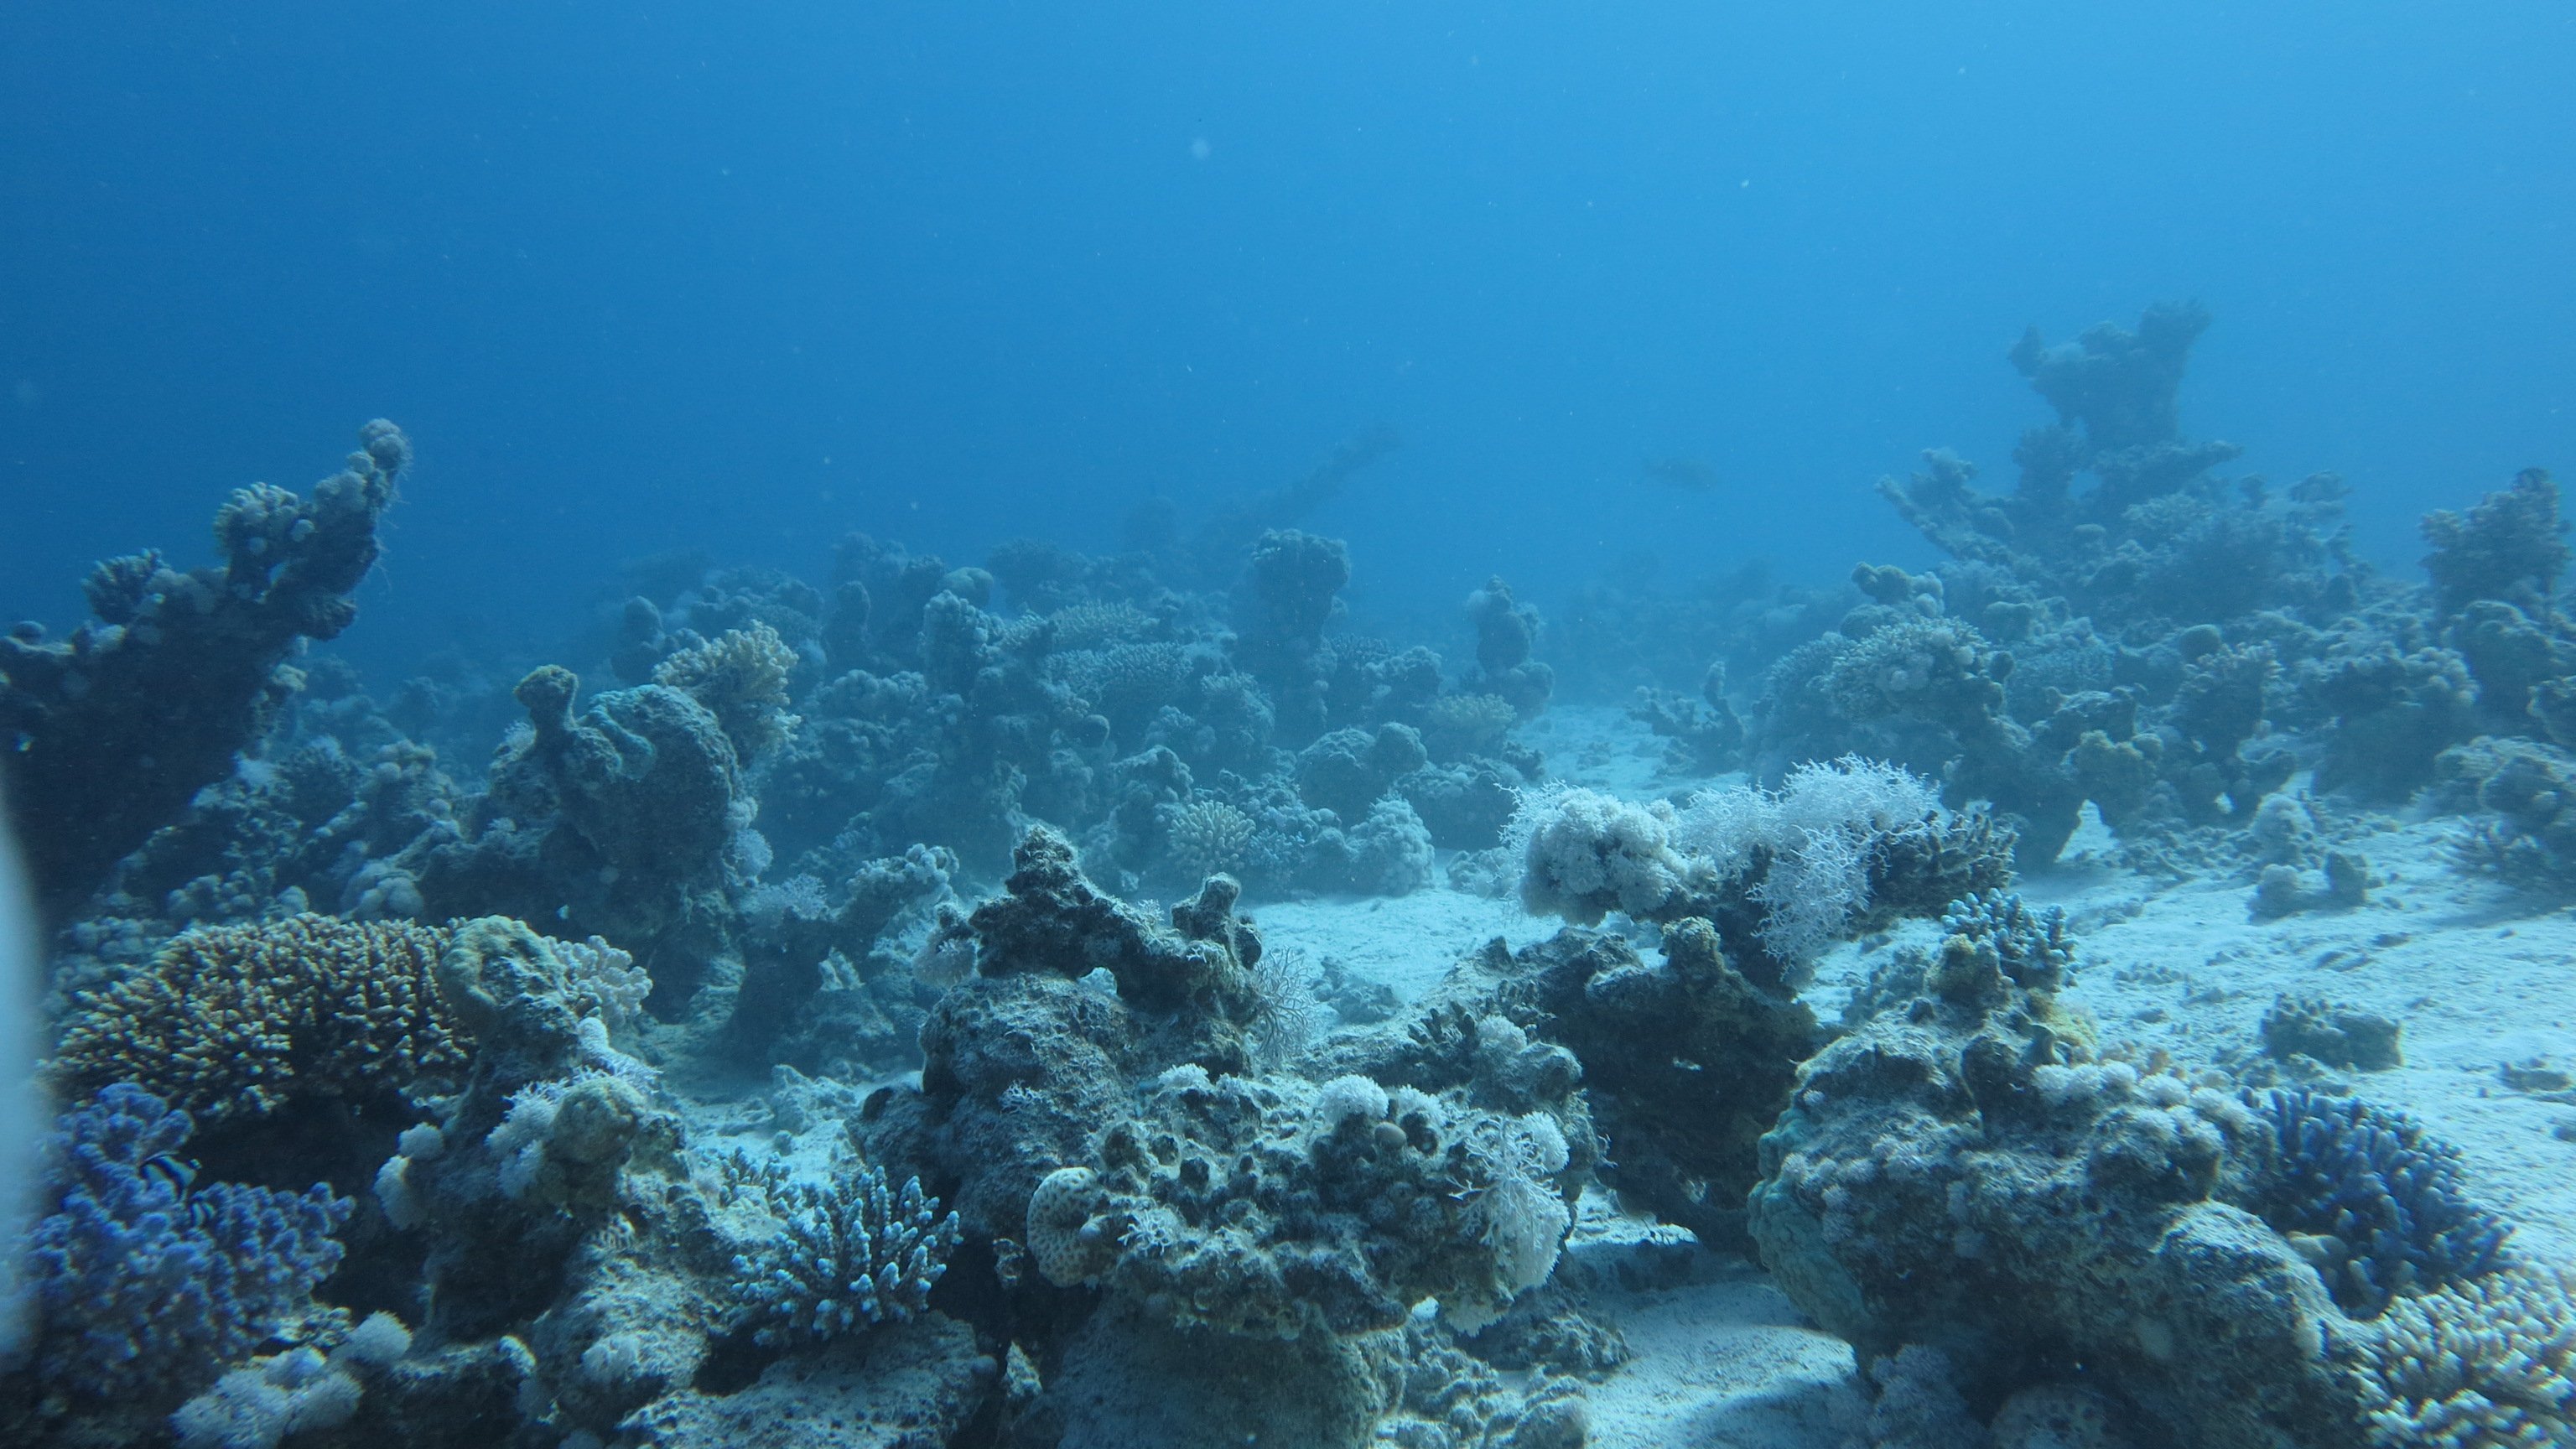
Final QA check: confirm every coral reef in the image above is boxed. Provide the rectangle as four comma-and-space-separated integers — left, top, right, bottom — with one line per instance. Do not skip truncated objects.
407, 666, 748, 985
18, 1085, 349, 1410
1, 422, 411, 922
1747, 896, 2544, 1448
730, 1164, 962, 1346
1024, 1062, 1578, 1337
53, 915, 468, 1124
1395, 922, 1824, 1248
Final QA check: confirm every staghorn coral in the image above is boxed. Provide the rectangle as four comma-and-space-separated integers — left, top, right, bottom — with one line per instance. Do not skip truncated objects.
2343, 1264, 2576, 1449
54, 915, 467, 1124
729, 1163, 963, 1347
651, 620, 800, 759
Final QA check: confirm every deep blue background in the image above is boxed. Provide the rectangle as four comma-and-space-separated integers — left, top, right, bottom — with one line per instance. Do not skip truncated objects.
4, 2, 2571, 679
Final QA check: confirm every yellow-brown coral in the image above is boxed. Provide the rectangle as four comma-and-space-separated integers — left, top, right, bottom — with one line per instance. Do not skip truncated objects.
652, 621, 799, 757
1045, 600, 1153, 652
55, 915, 469, 1122
1425, 692, 1519, 756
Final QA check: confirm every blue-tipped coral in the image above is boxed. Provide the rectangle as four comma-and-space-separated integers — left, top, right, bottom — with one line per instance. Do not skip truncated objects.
730, 1163, 962, 1347
1939, 891, 2075, 991
2250, 1088, 2512, 1317
24, 1083, 351, 1403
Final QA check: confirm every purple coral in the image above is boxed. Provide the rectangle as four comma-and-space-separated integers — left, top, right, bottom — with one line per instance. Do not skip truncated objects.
24, 1084, 350, 1403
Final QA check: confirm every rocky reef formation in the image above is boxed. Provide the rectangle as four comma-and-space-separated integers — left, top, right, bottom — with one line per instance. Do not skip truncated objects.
1749, 906, 2554, 1448
2, 422, 412, 923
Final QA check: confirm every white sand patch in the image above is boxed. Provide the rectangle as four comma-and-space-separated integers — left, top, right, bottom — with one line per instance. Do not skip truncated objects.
1249, 887, 1544, 1003
2032, 813, 2576, 1259
1580, 1262, 1857, 1449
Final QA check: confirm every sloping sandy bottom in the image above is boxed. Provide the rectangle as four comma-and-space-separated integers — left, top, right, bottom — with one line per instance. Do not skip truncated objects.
2027, 818, 2576, 1258
1228, 704, 2576, 1445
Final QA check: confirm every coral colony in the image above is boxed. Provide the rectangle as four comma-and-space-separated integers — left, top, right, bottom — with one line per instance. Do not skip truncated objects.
4, 309, 2574, 1446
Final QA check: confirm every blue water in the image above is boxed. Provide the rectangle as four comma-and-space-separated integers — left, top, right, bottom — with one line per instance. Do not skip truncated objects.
4, 1, 2571, 675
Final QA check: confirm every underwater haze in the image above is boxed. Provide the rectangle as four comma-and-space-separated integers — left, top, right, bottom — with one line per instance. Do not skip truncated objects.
10, 5, 2576, 1449
5, 2, 2572, 663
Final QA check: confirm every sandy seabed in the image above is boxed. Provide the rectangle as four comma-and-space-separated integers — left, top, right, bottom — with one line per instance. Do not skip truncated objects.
1244, 704, 2576, 1446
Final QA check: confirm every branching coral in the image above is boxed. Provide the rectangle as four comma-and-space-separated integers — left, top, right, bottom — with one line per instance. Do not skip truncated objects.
2343, 1264, 2576, 1449
54, 915, 466, 1123
1161, 797, 1257, 880
2420, 468, 2569, 616
2247, 1089, 2513, 1317
652, 621, 800, 758
1936, 891, 2074, 994
729, 1162, 962, 1347
25, 1085, 350, 1405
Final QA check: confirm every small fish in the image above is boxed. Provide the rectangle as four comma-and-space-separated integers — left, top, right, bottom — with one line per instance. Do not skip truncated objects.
1640, 455, 1725, 491
139, 1150, 199, 1200
141, 1152, 218, 1227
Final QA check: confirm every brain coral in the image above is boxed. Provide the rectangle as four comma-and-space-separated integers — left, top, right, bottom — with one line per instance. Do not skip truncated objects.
54, 915, 466, 1121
